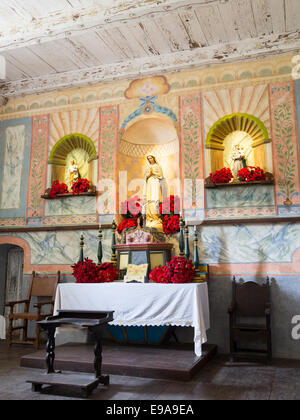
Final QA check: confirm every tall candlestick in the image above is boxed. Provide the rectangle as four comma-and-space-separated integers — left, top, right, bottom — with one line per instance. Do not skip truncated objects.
179, 217, 185, 257
98, 225, 103, 265
111, 220, 117, 266
193, 225, 199, 269
79, 233, 84, 263
184, 226, 190, 260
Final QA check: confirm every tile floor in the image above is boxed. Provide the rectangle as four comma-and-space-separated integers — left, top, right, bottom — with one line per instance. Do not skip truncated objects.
0, 341, 299, 400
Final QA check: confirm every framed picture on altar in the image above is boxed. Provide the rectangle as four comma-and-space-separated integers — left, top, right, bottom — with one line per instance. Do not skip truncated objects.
149, 251, 164, 270
119, 252, 129, 270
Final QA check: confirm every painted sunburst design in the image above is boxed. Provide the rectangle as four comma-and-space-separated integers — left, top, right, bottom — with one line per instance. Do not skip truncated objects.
50, 108, 99, 152
48, 134, 97, 166
206, 113, 270, 150
203, 84, 270, 137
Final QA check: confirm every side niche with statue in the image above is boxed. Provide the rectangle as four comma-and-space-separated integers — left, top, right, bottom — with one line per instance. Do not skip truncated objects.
42, 134, 97, 199
205, 113, 274, 188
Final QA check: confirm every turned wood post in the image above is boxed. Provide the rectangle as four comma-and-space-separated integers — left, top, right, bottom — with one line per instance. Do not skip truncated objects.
79, 233, 84, 263
111, 220, 117, 266
92, 325, 103, 379
184, 226, 190, 260
45, 325, 56, 374
179, 217, 185, 257
98, 225, 103, 265
193, 226, 199, 269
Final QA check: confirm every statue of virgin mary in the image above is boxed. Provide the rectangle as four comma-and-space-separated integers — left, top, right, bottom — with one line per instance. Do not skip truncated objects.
142, 155, 165, 231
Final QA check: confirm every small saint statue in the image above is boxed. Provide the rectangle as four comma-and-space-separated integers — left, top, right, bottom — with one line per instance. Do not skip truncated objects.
231, 144, 246, 179
69, 159, 80, 185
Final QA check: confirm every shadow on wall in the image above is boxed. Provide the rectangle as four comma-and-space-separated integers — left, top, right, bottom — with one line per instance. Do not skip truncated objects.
270, 277, 300, 359
206, 226, 231, 353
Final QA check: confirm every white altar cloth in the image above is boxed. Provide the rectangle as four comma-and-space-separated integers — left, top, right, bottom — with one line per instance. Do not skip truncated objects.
0, 316, 6, 340
54, 283, 210, 357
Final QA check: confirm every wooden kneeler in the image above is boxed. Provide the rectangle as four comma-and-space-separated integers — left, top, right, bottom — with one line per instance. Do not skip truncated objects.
27, 310, 114, 398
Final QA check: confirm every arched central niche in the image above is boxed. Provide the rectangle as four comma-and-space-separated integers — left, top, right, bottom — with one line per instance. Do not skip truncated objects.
48, 133, 98, 190
205, 113, 272, 175
118, 115, 180, 210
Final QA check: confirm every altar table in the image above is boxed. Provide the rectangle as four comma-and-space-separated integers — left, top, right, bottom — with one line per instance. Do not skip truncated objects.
54, 283, 210, 357
0, 315, 5, 340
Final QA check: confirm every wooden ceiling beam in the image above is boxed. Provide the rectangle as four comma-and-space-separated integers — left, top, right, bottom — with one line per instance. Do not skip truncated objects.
1, 31, 300, 98
0, 0, 216, 51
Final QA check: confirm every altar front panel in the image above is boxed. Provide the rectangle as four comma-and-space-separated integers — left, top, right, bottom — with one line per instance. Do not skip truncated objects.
115, 243, 173, 281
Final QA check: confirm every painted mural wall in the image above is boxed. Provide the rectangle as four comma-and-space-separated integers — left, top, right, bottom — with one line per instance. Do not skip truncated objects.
0, 54, 299, 358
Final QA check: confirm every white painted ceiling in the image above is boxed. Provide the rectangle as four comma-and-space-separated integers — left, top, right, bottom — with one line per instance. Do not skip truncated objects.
0, 0, 299, 98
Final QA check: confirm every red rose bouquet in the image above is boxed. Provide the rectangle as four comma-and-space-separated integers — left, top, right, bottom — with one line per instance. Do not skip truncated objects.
98, 262, 119, 283
150, 256, 194, 284
149, 265, 172, 284
160, 195, 180, 215
158, 195, 181, 235
49, 180, 69, 198
71, 178, 90, 195
209, 168, 233, 184
120, 195, 142, 218
71, 258, 118, 283
162, 214, 180, 235
72, 258, 101, 283
238, 166, 266, 183
117, 218, 138, 234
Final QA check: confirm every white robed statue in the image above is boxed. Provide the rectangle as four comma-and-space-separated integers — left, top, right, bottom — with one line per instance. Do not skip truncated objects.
69, 159, 80, 185
142, 155, 166, 231
231, 144, 246, 179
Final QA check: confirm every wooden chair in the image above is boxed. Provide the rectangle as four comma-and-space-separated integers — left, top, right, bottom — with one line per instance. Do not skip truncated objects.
5, 271, 60, 349
228, 276, 272, 361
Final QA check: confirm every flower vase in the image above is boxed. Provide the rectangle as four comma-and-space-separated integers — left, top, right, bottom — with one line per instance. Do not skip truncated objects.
284, 197, 293, 206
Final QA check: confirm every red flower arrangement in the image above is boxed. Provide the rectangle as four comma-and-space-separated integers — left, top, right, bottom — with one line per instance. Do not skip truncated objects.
159, 195, 181, 235
71, 258, 118, 283
160, 195, 180, 215
117, 218, 138, 234
238, 166, 266, 183
118, 194, 181, 236
49, 180, 69, 198
71, 178, 90, 195
209, 168, 233, 184
98, 262, 119, 283
72, 258, 100, 283
118, 196, 142, 234
120, 195, 142, 218
150, 256, 194, 284
162, 214, 180, 235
